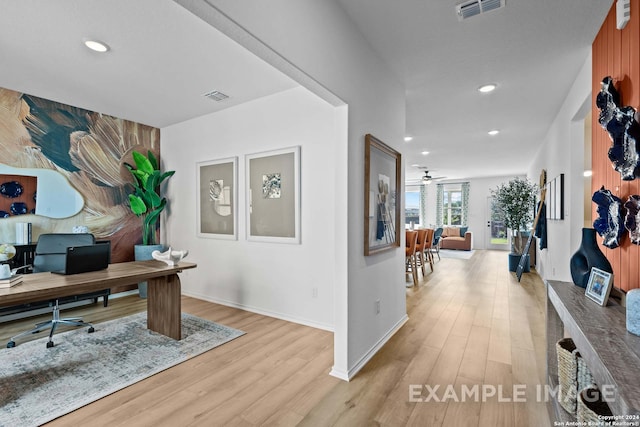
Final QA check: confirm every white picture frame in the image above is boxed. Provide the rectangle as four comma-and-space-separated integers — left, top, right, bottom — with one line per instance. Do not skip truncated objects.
585, 267, 613, 306
245, 146, 301, 244
196, 157, 237, 240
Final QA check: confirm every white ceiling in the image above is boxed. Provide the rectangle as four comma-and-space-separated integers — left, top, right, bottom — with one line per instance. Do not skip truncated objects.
0, 0, 613, 183
0, 0, 297, 128
336, 0, 613, 183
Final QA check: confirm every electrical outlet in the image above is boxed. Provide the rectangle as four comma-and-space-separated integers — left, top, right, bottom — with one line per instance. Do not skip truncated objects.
375, 299, 381, 314
312, 287, 318, 298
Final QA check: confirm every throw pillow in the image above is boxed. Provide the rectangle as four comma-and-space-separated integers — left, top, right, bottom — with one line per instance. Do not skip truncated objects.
460, 226, 468, 237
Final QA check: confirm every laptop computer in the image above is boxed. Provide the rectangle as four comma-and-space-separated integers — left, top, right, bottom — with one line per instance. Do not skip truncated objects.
52, 243, 110, 275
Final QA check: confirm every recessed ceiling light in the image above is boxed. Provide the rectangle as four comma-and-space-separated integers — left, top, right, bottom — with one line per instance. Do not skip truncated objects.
404, 136, 413, 142
584, 170, 593, 177
488, 130, 499, 136
84, 40, 110, 53
478, 84, 497, 93
421, 151, 429, 155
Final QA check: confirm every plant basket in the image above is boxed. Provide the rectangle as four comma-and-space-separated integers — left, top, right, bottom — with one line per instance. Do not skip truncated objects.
578, 385, 613, 425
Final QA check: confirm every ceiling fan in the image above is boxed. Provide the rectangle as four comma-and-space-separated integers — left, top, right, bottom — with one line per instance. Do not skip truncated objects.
420, 170, 446, 184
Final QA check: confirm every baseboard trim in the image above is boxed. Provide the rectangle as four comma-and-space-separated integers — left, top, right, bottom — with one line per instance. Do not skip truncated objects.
330, 314, 409, 381
181, 290, 334, 332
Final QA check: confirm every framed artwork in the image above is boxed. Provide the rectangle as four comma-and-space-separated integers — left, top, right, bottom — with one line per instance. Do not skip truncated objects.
196, 157, 237, 240
364, 134, 401, 256
246, 146, 300, 244
548, 179, 555, 220
585, 267, 613, 306
547, 174, 565, 220
554, 173, 564, 220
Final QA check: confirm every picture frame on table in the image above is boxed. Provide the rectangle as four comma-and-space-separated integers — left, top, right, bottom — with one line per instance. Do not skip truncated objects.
196, 157, 237, 240
585, 267, 613, 306
364, 134, 401, 256
246, 146, 301, 244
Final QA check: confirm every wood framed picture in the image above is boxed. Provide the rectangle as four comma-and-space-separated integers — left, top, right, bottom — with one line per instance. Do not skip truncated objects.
196, 157, 237, 240
364, 134, 401, 256
246, 146, 300, 244
585, 267, 613, 306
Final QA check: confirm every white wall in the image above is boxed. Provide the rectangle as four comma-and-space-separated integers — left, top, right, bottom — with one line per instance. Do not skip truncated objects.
424, 175, 523, 250
528, 53, 592, 281
175, 0, 407, 380
162, 87, 338, 330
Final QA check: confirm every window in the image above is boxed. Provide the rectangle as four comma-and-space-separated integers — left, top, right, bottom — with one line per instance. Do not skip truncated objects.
436, 182, 469, 227
443, 187, 462, 226
405, 186, 420, 227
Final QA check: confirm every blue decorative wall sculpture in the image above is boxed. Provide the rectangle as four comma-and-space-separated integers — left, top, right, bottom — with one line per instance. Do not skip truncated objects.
596, 76, 640, 180
592, 186, 624, 249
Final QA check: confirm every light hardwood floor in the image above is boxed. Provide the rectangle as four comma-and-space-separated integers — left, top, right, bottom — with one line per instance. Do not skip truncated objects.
0, 250, 550, 426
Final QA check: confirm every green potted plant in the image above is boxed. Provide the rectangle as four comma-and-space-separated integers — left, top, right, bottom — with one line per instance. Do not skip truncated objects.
125, 150, 175, 297
492, 177, 537, 272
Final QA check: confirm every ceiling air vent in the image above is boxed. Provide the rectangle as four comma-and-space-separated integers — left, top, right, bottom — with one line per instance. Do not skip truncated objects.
203, 90, 229, 102
456, 0, 505, 21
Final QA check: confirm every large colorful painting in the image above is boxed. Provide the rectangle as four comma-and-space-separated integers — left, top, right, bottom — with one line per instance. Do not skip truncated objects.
0, 87, 160, 261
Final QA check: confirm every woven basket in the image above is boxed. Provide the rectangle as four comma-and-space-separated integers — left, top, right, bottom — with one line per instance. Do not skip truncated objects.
578, 385, 613, 424
577, 352, 595, 392
556, 338, 579, 414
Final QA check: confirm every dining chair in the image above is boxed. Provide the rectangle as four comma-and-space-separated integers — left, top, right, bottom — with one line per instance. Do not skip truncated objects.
405, 230, 419, 286
415, 229, 428, 275
432, 227, 444, 260
422, 228, 435, 272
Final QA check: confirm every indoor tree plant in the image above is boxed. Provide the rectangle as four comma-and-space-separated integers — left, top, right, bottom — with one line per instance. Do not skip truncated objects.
125, 149, 175, 296
492, 176, 538, 272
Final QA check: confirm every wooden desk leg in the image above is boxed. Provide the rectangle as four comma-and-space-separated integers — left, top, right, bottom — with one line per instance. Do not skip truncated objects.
147, 274, 181, 340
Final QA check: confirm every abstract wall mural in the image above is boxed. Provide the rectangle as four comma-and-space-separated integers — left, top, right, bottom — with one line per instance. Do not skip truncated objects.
0, 87, 160, 262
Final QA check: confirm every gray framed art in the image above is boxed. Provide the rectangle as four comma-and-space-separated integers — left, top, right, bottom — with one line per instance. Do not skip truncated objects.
364, 134, 401, 256
246, 146, 300, 244
196, 157, 237, 239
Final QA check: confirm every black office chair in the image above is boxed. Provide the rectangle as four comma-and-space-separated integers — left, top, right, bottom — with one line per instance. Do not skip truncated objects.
7, 233, 98, 348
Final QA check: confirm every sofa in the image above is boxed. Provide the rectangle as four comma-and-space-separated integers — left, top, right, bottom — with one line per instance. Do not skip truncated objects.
439, 226, 473, 251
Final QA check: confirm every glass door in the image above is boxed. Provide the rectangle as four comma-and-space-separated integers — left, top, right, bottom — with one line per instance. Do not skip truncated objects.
486, 196, 509, 250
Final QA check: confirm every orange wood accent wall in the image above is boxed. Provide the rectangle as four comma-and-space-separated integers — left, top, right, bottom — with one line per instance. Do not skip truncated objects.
592, 0, 640, 292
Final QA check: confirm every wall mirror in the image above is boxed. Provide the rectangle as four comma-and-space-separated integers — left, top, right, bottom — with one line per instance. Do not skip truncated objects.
0, 165, 83, 218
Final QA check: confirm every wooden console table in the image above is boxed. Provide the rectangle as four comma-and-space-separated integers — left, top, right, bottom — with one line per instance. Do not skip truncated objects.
0, 260, 196, 340
546, 280, 640, 422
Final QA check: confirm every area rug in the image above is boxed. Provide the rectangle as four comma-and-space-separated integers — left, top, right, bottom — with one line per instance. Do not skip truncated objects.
438, 249, 475, 260
0, 312, 244, 427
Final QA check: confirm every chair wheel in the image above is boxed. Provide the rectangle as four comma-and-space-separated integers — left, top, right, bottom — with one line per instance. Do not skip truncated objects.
7, 341, 15, 348
46, 341, 54, 348
88, 327, 95, 333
